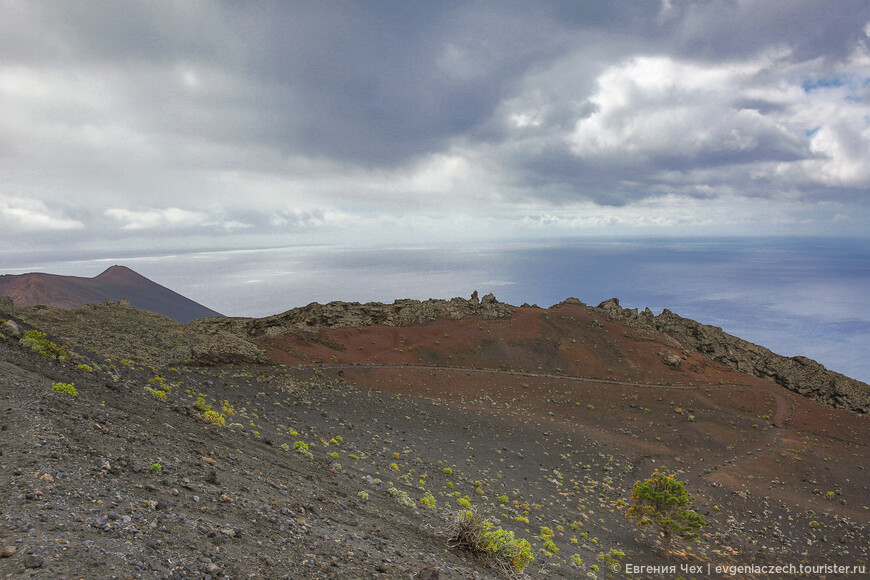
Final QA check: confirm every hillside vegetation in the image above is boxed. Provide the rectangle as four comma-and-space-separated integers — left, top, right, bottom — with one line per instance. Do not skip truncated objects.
1, 296, 867, 579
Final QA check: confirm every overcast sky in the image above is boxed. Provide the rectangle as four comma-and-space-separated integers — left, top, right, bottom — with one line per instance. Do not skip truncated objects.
2, 0, 870, 267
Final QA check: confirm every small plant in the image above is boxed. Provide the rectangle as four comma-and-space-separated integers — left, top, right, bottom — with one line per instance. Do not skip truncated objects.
449, 509, 534, 573
421, 492, 437, 509
598, 548, 625, 568
293, 441, 313, 458
77, 364, 93, 372
388, 487, 416, 508
150, 463, 163, 473
571, 554, 583, 566
329, 452, 340, 460
52, 382, 78, 397
457, 496, 472, 509
22, 331, 69, 361
540, 526, 559, 554
627, 468, 705, 557
194, 394, 211, 412
222, 401, 235, 416
443, 467, 453, 475
357, 491, 369, 502
280, 443, 290, 451
145, 386, 167, 401
202, 410, 225, 426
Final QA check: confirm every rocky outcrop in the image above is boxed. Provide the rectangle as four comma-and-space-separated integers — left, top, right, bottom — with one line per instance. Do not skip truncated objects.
188, 330, 268, 366
595, 298, 870, 414
247, 293, 512, 336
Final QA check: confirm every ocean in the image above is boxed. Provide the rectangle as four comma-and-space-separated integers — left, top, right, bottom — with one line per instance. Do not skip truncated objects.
6, 236, 870, 383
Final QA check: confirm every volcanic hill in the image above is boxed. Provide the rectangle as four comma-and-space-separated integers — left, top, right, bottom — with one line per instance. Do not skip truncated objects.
0, 266, 222, 323
0, 289, 867, 579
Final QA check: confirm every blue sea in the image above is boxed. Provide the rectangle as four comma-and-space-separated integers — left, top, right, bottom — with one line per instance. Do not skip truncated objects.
6, 237, 870, 383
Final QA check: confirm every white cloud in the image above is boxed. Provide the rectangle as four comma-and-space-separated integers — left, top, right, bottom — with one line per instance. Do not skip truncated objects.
567, 52, 798, 163
0, 196, 84, 232
105, 207, 211, 230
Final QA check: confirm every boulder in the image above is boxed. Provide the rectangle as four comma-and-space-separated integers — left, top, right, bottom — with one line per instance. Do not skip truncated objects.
2, 319, 21, 339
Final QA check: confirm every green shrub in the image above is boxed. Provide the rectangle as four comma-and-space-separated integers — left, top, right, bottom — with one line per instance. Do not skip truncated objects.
627, 468, 705, 556
421, 492, 437, 509
450, 509, 534, 573
388, 487, 416, 508
293, 441, 313, 458
194, 394, 211, 412
540, 526, 559, 554
202, 410, 225, 426
22, 331, 69, 361
52, 382, 78, 397
598, 548, 625, 568
77, 364, 93, 372
145, 386, 167, 401
357, 490, 369, 502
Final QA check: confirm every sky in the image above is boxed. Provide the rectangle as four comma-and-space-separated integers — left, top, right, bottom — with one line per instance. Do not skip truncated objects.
2, 1, 870, 380
2, 0, 870, 253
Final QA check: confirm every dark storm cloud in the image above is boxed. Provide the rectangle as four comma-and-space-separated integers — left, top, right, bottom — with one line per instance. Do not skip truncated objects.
2, 0, 870, 244
672, 0, 870, 62
0, 1, 668, 166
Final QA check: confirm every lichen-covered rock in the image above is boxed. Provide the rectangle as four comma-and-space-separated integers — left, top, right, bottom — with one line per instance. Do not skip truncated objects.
594, 298, 869, 414
189, 331, 267, 365
2, 319, 22, 339
247, 292, 513, 336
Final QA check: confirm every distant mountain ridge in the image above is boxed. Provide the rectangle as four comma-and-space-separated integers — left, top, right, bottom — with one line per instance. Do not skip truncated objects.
0, 265, 223, 322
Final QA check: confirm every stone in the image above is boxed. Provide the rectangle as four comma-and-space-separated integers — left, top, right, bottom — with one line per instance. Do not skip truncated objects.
1, 546, 15, 558
661, 351, 682, 367
24, 554, 44, 568
419, 567, 441, 579
2, 319, 21, 338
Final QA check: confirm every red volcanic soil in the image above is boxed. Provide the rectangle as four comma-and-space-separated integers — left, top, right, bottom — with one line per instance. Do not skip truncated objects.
257, 302, 870, 522
257, 303, 722, 384
0, 265, 222, 322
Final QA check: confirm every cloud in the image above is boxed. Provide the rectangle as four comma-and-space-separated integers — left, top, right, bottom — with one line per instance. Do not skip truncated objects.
1, 1, 869, 256
568, 53, 805, 165
0, 196, 83, 232
105, 207, 211, 230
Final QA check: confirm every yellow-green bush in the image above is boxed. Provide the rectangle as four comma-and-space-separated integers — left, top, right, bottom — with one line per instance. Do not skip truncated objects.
23, 331, 69, 361
451, 509, 534, 573
52, 382, 78, 397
